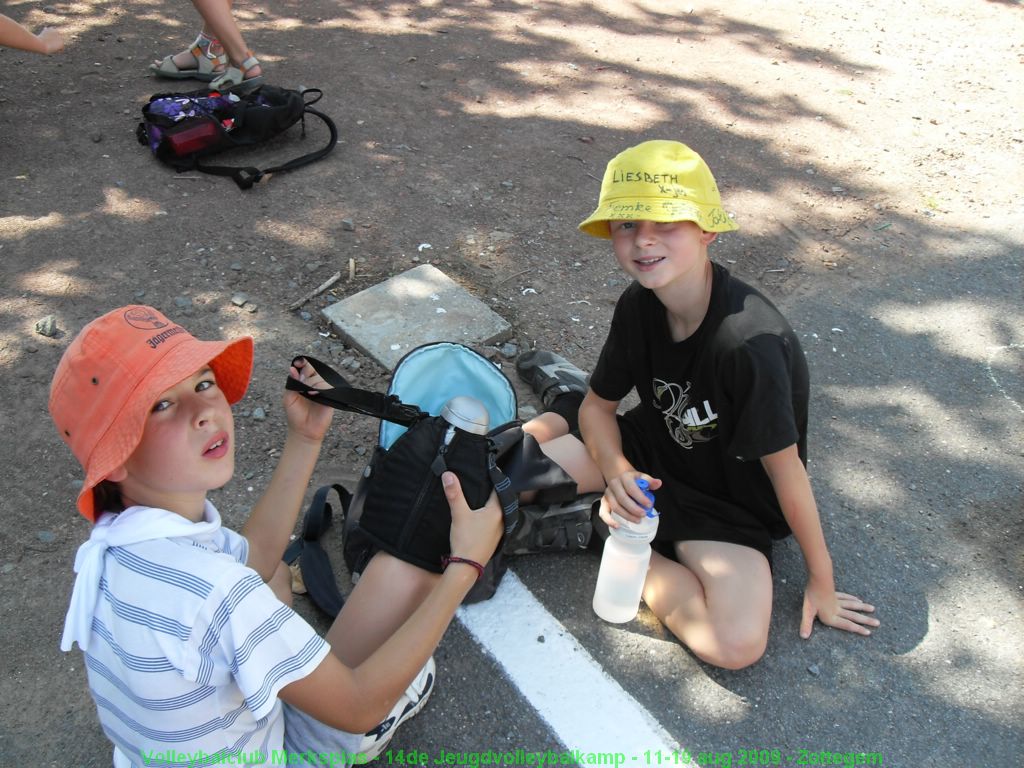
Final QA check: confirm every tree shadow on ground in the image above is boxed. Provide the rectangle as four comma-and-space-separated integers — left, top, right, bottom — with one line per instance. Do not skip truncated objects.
1, 1, 1021, 765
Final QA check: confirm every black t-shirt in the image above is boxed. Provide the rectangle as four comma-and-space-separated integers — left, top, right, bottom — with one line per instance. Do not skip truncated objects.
589, 262, 809, 543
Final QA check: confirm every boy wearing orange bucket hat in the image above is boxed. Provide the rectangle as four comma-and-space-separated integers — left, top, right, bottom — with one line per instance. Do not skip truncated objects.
50, 305, 501, 766
521, 140, 878, 668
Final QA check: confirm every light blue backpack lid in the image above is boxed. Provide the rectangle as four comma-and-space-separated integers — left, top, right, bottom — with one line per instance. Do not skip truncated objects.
380, 342, 517, 449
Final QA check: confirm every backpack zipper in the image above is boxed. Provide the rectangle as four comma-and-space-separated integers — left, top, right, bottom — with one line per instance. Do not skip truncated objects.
397, 423, 457, 550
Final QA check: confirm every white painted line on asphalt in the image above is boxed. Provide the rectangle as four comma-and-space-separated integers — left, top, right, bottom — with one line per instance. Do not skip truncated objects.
458, 570, 688, 759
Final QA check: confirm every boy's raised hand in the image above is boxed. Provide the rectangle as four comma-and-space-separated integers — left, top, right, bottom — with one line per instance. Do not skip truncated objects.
282, 357, 334, 442
801, 576, 879, 639
443, 472, 503, 566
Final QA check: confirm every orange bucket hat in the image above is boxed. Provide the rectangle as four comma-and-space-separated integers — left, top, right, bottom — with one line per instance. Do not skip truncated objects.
49, 306, 253, 521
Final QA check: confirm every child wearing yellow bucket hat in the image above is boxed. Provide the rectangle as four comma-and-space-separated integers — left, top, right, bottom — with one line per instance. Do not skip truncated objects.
50, 305, 502, 766
519, 140, 878, 668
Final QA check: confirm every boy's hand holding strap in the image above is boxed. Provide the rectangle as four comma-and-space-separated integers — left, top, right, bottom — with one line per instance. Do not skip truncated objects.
284, 355, 425, 426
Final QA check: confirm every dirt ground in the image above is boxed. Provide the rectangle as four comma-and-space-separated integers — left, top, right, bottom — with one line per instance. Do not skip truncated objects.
1, 0, 1022, 765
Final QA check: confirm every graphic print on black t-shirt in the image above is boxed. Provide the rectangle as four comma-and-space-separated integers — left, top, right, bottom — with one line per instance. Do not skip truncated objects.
653, 378, 718, 449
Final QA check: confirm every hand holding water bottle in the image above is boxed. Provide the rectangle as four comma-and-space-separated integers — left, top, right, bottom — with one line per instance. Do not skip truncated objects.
593, 478, 660, 623
599, 470, 662, 526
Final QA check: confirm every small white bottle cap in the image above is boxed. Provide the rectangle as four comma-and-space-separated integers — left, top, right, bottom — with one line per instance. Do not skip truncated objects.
440, 395, 490, 435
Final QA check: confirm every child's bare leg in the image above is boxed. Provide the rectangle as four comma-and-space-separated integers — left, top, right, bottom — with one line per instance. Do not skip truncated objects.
157, 0, 262, 77
514, 432, 605, 505
155, 0, 231, 70
522, 412, 569, 444
642, 540, 772, 670
537, 433, 604, 494
268, 560, 293, 607
325, 551, 439, 667
191, 0, 261, 74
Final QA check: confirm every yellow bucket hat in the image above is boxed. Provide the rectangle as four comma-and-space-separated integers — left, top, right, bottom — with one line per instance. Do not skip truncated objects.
578, 140, 738, 239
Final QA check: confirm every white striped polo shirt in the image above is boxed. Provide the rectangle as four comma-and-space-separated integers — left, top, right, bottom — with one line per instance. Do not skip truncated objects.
72, 505, 330, 768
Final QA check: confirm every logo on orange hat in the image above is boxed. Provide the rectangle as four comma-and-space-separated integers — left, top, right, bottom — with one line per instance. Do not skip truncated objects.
124, 307, 168, 331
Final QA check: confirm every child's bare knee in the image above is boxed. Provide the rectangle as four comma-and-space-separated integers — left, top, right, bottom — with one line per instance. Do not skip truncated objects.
715, 644, 766, 670
713, 629, 768, 670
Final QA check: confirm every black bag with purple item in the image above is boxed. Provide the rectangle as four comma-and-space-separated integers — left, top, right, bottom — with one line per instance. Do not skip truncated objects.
136, 85, 336, 189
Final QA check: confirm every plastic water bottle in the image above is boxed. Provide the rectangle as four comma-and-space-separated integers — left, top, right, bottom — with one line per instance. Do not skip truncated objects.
592, 478, 660, 623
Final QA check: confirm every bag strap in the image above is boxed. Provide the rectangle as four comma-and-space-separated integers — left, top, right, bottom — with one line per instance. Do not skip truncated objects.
194, 90, 339, 190
286, 355, 426, 427
486, 446, 520, 536
282, 483, 349, 618
261, 104, 337, 174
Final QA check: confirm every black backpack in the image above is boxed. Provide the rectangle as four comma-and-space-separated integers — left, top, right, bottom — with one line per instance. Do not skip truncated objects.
136, 85, 337, 189
282, 344, 598, 613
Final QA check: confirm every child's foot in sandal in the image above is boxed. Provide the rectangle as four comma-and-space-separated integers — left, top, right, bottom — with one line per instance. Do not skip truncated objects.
150, 32, 226, 81
210, 54, 264, 92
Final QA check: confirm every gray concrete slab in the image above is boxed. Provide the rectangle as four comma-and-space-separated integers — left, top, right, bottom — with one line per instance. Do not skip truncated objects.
321, 264, 512, 370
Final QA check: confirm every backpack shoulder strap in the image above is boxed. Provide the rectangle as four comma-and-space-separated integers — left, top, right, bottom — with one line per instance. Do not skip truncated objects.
282, 483, 349, 618
194, 90, 338, 189
285, 355, 426, 426
260, 103, 337, 175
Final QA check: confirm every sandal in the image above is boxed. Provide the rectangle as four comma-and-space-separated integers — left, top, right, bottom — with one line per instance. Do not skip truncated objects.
149, 33, 227, 81
209, 54, 264, 92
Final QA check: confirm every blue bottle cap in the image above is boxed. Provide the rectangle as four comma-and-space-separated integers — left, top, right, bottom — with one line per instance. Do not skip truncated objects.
635, 477, 656, 514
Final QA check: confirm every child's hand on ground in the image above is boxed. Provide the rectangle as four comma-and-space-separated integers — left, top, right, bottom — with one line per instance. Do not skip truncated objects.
800, 575, 879, 639
444, 472, 502, 566
599, 471, 662, 526
37, 27, 64, 53
282, 357, 334, 442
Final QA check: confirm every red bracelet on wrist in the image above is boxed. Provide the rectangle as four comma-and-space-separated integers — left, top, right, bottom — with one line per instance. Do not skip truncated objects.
442, 555, 485, 581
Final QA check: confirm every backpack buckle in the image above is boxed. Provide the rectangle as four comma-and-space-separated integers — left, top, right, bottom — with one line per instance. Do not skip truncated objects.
233, 167, 264, 189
